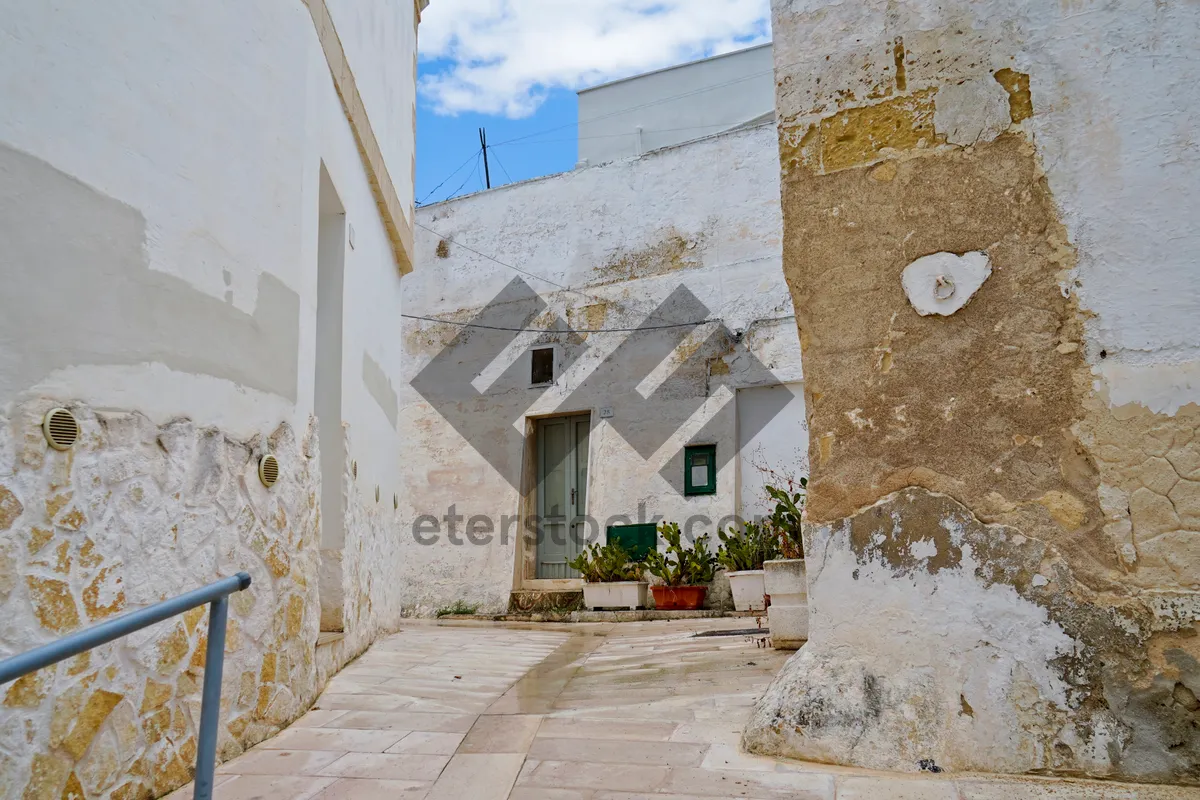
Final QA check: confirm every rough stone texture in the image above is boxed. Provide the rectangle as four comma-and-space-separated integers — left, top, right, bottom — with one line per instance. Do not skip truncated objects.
785, 130, 1090, 548
0, 402, 323, 799
313, 425, 418, 682
748, 0, 1200, 785
746, 489, 1200, 778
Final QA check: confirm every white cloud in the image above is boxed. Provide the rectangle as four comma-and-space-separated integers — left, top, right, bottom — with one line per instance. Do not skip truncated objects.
419, 0, 772, 118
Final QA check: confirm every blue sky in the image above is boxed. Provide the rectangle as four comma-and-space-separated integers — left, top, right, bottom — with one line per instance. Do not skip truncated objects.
415, 79, 579, 207
415, 0, 771, 207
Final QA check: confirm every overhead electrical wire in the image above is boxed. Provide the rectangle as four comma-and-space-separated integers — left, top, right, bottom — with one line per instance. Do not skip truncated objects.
398, 311, 796, 335
398, 312, 716, 333
416, 147, 482, 206
497, 120, 772, 148
489, 66, 775, 148
489, 147, 514, 185
418, 61, 778, 203
408, 223, 796, 336
441, 153, 483, 203
411, 49, 804, 332
413, 219, 694, 324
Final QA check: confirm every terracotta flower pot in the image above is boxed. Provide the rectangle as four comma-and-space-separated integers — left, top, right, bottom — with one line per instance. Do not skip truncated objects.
650, 585, 707, 610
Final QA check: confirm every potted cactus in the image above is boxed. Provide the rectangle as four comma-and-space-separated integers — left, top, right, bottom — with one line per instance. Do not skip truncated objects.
569, 541, 648, 610
718, 521, 779, 611
763, 478, 808, 648
644, 522, 718, 610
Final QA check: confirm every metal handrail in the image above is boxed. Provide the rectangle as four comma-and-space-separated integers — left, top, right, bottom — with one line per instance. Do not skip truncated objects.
0, 572, 252, 800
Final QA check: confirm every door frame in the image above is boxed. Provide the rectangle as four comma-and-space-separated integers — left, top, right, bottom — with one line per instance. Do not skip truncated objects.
513, 409, 594, 591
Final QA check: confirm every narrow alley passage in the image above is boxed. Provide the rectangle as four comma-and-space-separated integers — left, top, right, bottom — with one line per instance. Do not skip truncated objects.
171, 621, 1200, 799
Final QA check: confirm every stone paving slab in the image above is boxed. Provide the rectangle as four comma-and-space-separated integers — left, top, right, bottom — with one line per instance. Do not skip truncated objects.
170, 620, 1200, 800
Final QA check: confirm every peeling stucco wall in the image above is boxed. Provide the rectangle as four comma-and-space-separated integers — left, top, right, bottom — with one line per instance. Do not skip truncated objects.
403, 123, 807, 613
747, 0, 1200, 785
0, 0, 420, 797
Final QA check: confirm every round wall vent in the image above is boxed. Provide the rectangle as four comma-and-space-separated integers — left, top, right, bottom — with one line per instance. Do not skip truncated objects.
258, 454, 280, 488
43, 408, 80, 451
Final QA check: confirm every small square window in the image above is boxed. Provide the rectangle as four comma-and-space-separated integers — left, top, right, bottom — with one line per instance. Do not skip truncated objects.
684, 444, 717, 496
531, 347, 554, 385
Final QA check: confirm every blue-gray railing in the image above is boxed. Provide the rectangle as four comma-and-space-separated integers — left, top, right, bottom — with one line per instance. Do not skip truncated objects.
0, 572, 252, 800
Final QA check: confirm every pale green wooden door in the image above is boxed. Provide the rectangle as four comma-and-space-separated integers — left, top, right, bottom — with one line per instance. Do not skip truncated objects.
537, 414, 590, 578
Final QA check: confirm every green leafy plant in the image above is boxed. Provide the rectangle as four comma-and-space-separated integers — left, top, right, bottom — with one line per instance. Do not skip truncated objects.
569, 541, 644, 583
717, 520, 780, 572
644, 522, 718, 586
765, 477, 807, 559
435, 600, 479, 618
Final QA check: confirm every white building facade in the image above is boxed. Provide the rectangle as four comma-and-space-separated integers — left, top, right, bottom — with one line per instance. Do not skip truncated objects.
0, 1, 425, 796
577, 43, 775, 166
403, 114, 806, 612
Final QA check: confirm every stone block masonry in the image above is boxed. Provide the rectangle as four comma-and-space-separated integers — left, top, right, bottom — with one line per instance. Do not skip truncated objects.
0, 400, 325, 799
746, 0, 1200, 785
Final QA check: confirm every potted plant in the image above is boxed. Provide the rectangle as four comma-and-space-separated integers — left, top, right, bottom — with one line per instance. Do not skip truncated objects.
569, 541, 648, 610
718, 521, 779, 611
763, 478, 808, 649
644, 522, 718, 610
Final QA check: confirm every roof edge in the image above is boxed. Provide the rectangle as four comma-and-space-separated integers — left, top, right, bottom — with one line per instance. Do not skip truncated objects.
577, 41, 773, 95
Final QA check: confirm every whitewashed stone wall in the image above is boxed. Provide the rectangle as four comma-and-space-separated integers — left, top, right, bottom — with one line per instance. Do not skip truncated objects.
0, 0, 422, 796
403, 123, 807, 614
748, 0, 1200, 784
0, 401, 322, 798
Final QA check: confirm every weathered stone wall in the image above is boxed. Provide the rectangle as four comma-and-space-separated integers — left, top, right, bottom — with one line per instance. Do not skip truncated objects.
0, 400, 322, 798
746, 0, 1200, 785
320, 424, 418, 666
0, 1, 423, 795
404, 123, 807, 612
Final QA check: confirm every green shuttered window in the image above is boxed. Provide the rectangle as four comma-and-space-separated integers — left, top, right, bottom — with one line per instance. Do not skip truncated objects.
684, 444, 717, 496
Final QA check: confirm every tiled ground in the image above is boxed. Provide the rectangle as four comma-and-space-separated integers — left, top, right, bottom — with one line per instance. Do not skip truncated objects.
171, 619, 1200, 799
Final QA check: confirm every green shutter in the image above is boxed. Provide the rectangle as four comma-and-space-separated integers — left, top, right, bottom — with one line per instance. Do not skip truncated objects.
684, 444, 717, 496
607, 523, 657, 561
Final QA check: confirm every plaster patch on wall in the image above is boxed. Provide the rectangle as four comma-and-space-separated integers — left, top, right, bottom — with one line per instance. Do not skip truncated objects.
566, 302, 611, 340
765, 0, 1200, 780
1097, 361, 1200, 417
362, 351, 399, 429
780, 133, 1091, 540
0, 143, 300, 407
1076, 397, 1200, 591
591, 229, 702, 286
786, 90, 941, 174
934, 78, 1011, 146
994, 68, 1033, 124
745, 490, 1082, 773
901, 251, 992, 316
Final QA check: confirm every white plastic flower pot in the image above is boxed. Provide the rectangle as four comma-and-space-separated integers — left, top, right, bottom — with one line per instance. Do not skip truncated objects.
764, 559, 807, 649
725, 569, 766, 611
581, 581, 649, 611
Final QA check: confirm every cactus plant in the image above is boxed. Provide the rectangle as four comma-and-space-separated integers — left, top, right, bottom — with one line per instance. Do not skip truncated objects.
644, 522, 717, 587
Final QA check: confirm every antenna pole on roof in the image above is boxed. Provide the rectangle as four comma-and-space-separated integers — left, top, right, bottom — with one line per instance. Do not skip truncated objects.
479, 128, 492, 190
